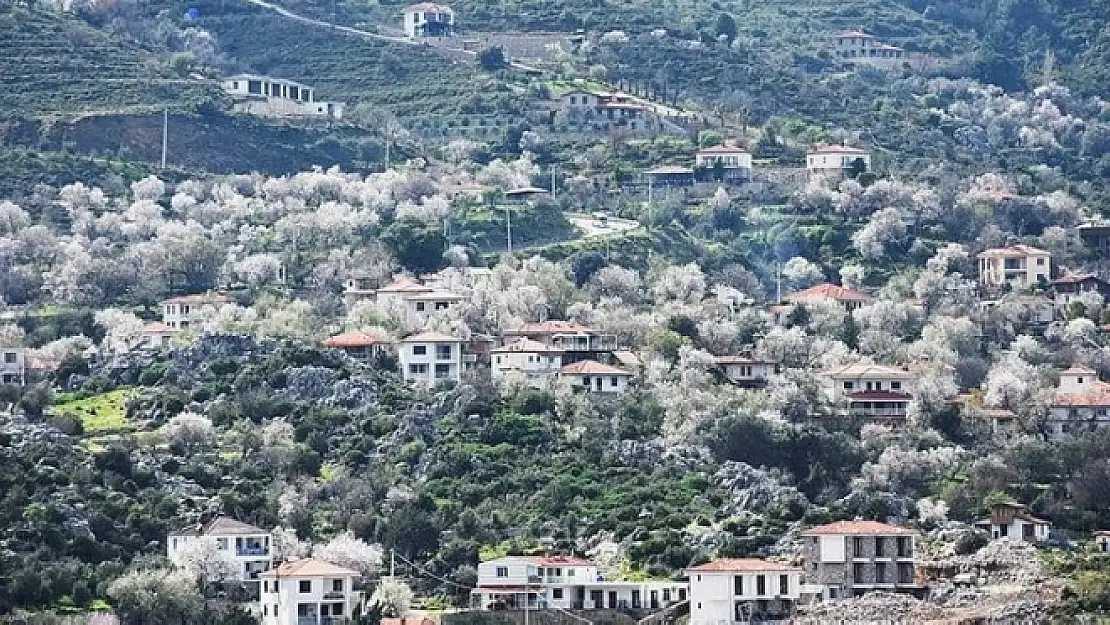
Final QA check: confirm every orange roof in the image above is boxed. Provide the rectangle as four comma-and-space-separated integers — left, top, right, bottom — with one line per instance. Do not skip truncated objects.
786, 283, 870, 303
509, 321, 599, 335
801, 520, 916, 536
491, 338, 563, 354
142, 322, 176, 333
976, 244, 1049, 258
1053, 380, 1110, 408
1061, 365, 1097, 376
262, 559, 359, 578
1053, 273, 1103, 285
687, 559, 800, 573
715, 356, 774, 365
162, 293, 232, 305
324, 329, 393, 348
697, 145, 750, 155
401, 331, 461, 343
405, 2, 453, 13
808, 145, 868, 155
560, 360, 629, 375
528, 555, 594, 566
377, 276, 433, 293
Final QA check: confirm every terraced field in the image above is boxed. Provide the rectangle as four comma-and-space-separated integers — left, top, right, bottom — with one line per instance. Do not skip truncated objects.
0, 6, 219, 117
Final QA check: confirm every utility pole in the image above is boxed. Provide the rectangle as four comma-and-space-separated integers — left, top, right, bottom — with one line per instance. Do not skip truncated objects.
160, 108, 168, 169
550, 166, 557, 197
390, 549, 396, 580
505, 205, 513, 255
523, 578, 530, 625
775, 263, 782, 303
647, 176, 654, 204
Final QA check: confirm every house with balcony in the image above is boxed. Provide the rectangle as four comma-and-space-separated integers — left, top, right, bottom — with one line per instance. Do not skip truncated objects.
801, 520, 919, 600
784, 283, 870, 312
822, 363, 916, 423
399, 331, 463, 386
805, 146, 871, 178
162, 293, 233, 330
260, 559, 361, 625
832, 30, 908, 71
491, 338, 563, 388
372, 276, 463, 321
137, 322, 178, 350
695, 145, 753, 182
168, 516, 273, 583
559, 90, 672, 134
973, 501, 1050, 542
0, 347, 26, 386
323, 329, 394, 363
502, 321, 618, 365
1095, 531, 1110, 553
714, 356, 776, 389
223, 74, 345, 120
686, 559, 801, 625
1046, 365, 1110, 440
977, 245, 1051, 289
403, 2, 455, 38
474, 555, 687, 613
1052, 272, 1110, 311
559, 360, 632, 394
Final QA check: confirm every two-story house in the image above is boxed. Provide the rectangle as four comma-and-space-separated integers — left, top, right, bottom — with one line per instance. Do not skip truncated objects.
474, 556, 686, 612
973, 501, 1050, 542
1046, 365, 1110, 440
784, 283, 871, 312
714, 356, 776, 389
323, 329, 395, 363
490, 338, 563, 388
1051, 272, 1110, 311
977, 245, 1051, 289
832, 30, 908, 70
1095, 531, 1110, 553
687, 559, 801, 625
801, 520, 919, 600
138, 322, 178, 350
222, 74, 344, 120
168, 517, 273, 582
805, 146, 871, 178
399, 331, 463, 386
502, 321, 618, 366
403, 2, 455, 38
162, 293, 233, 330
559, 360, 632, 394
0, 347, 27, 385
821, 363, 915, 422
260, 559, 361, 625
695, 145, 753, 181
373, 277, 463, 321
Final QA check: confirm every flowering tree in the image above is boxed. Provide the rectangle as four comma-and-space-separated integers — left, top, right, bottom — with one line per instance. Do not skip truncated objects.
312, 532, 384, 579
371, 580, 414, 617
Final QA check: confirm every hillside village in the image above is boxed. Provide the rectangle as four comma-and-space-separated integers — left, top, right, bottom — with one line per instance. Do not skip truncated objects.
5, 0, 1110, 624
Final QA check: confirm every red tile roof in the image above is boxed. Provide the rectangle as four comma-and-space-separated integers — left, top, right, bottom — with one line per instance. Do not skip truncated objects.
1052, 380, 1110, 408
808, 145, 869, 155
687, 558, 800, 573
528, 555, 594, 566
401, 331, 461, 343
324, 329, 394, 348
491, 338, 563, 354
404, 2, 453, 13
142, 322, 176, 333
697, 145, 750, 155
510, 321, 599, 335
262, 559, 359, 578
786, 283, 870, 303
801, 520, 916, 536
976, 244, 1050, 258
377, 276, 433, 293
162, 293, 232, 305
1052, 272, 1101, 285
559, 360, 629, 375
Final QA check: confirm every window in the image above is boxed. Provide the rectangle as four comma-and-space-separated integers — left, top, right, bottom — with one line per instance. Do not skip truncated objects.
172, 537, 178, 550
875, 538, 885, 557
609, 376, 618, 387
413, 345, 427, 356
3, 352, 16, 364
756, 575, 766, 596
1079, 377, 1085, 384
274, 582, 279, 592
435, 363, 451, 378
333, 579, 343, 592
876, 562, 887, 583
264, 605, 268, 616
435, 301, 450, 310
898, 563, 914, 584
843, 381, 854, 390
416, 302, 426, 312
409, 364, 428, 375
663, 589, 671, 602
437, 345, 453, 360
779, 574, 789, 595
1037, 258, 1045, 266
332, 603, 344, 616
552, 588, 564, 599
263, 581, 268, 593
273, 603, 278, 615
853, 537, 864, 557
496, 567, 509, 578
299, 580, 312, 593
828, 588, 839, 600
217, 538, 228, 550
567, 569, 575, 577
890, 381, 902, 391
734, 575, 743, 595
897, 537, 911, 557
496, 356, 502, 364
852, 563, 865, 583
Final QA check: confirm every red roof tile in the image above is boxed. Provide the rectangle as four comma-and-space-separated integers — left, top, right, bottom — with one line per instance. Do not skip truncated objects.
559, 360, 629, 375
262, 559, 359, 578
529, 555, 594, 566
1053, 380, 1110, 408
697, 145, 750, 155
808, 145, 868, 155
687, 559, 800, 573
509, 321, 599, 335
801, 520, 916, 536
786, 283, 870, 303
324, 329, 394, 348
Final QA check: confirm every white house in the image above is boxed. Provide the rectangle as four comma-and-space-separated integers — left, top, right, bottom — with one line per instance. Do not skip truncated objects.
223, 74, 345, 120
977, 245, 1051, 289
822, 363, 915, 422
832, 30, 908, 71
490, 338, 563, 388
503, 321, 618, 362
973, 501, 1050, 542
1095, 531, 1110, 554
403, 2, 455, 38
399, 331, 463, 386
323, 329, 395, 363
138, 322, 178, 350
805, 145, 871, 178
0, 347, 27, 386
162, 293, 232, 330
714, 356, 776, 389
695, 145, 753, 181
474, 556, 686, 612
1047, 365, 1110, 439
686, 559, 802, 625
373, 276, 462, 321
558, 360, 632, 394
784, 283, 871, 312
168, 517, 273, 582
260, 559, 361, 625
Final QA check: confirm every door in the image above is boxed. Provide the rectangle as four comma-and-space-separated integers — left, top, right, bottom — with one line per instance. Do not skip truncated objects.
608, 591, 617, 609
631, 590, 640, 609
590, 590, 603, 609
650, 590, 659, 609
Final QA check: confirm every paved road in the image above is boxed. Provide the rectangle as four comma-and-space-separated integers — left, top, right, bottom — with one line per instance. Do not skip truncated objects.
564, 212, 642, 238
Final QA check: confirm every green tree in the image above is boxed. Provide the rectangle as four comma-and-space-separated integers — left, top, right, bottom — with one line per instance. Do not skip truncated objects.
381, 219, 448, 275
715, 13, 738, 44
478, 46, 507, 71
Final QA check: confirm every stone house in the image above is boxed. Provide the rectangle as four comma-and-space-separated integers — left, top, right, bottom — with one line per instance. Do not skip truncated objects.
801, 520, 919, 600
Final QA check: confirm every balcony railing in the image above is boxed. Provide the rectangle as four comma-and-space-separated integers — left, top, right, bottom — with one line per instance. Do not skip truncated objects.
323, 591, 345, 600
237, 546, 270, 556
527, 575, 543, 584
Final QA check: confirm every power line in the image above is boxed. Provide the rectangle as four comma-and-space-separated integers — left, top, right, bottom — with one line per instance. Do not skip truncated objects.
391, 550, 474, 592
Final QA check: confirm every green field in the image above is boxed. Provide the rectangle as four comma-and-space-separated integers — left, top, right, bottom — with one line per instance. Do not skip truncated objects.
55, 388, 137, 433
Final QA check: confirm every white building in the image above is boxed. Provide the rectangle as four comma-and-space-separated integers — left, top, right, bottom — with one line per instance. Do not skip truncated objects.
403, 2, 455, 38
161, 293, 233, 330
832, 30, 908, 71
973, 501, 1050, 542
372, 276, 463, 321
558, 360, 632, 394
1046, 365, 1110, 439
260, 559, 361, 625
822, 363, 916, 423
168, 517, 273, 582
323, 329, 395, 363
491, 338, 563, 388
399, 331, 463, 386
1095, 531, 1110, 553
223, 74, 345, 120
686, 559, 802, 625
695, 145, 753, 181
977, 245, 1051, 289
474, 556, 686, 612
138, 322, 178, 350
805, 145, 871, 178
0, 347, 26, 386
715, 356, 776, 389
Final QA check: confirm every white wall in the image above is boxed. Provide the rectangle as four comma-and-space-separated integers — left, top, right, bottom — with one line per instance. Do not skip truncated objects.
400, 341, 462, 386
491, 351, 562, 387
819, 536, 846, 563
688, 571, 800, 625
260, 574, 358, 625
0, 347, 26, 385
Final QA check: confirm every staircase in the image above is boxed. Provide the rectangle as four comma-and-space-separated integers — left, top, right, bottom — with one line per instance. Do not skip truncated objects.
636, 600, 689, 625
